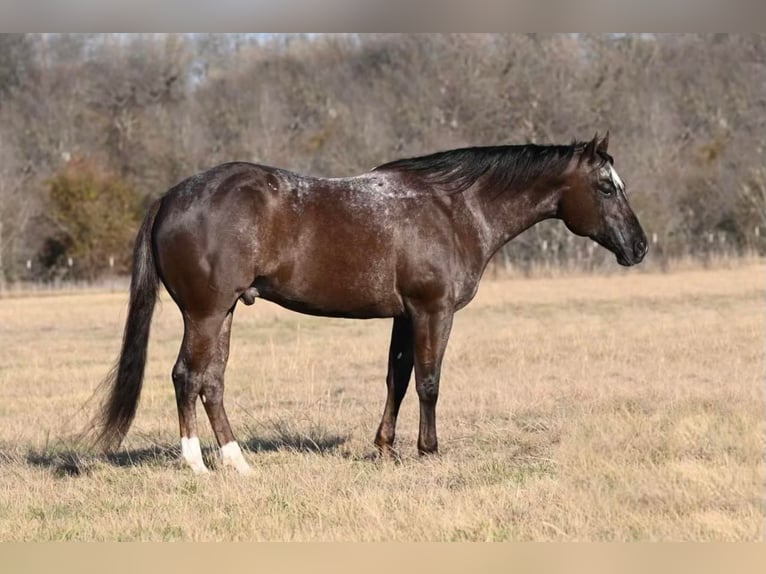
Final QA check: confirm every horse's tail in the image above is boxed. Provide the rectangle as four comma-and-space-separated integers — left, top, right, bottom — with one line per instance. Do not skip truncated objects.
90, 199, 162, 452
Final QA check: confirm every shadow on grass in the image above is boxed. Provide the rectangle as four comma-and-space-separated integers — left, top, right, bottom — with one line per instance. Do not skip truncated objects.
24, 443, 184, 478
20, 426, 350, 478
243, 430, 349, 454
25, 449, 95, 478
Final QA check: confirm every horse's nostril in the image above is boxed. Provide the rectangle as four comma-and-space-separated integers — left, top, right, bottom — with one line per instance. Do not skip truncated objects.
633, 239, 647, 258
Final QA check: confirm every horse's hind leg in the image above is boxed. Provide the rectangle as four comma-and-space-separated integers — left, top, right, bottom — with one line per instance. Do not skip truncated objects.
172, 315, 223, 473
169, 314, 222, 472
200, 311, 252, 474
173, 311, 250, 473
173, 310, 252, 475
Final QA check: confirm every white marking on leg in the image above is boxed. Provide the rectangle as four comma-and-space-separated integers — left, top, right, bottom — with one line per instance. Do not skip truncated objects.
181, 436, 209, 474
221, 441, 253, 475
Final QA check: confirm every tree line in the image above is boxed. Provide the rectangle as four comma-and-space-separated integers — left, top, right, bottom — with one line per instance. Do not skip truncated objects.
0, 33, 764, 282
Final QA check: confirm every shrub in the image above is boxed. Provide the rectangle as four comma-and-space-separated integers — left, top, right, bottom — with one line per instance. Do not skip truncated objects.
45, 157, 142, 279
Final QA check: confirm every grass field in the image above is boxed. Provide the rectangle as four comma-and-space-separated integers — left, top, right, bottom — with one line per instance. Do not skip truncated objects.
0, 263, 763, 541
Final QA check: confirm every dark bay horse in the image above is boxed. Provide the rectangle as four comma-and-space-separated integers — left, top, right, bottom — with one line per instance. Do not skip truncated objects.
92, 133, 647, 473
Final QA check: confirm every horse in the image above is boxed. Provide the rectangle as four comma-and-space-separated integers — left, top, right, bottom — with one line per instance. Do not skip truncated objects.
90, 132, 647, 474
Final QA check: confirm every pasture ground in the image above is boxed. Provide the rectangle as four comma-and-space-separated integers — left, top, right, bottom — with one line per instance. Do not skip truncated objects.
0, 263, 763, 541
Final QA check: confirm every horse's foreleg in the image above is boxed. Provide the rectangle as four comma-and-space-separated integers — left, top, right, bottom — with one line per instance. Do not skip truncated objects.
410, 303, 454, 456
374, 315, 414, 457
200, 311, 252, 475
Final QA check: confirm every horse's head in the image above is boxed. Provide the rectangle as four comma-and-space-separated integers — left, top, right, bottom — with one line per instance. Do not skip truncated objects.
558, 133, 647, 266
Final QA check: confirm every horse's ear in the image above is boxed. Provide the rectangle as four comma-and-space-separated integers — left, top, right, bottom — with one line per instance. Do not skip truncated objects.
580, 133, 599, 165
597, 131, 609, 153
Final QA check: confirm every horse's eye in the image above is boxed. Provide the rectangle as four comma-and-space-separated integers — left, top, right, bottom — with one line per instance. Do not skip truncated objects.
599, 183, 615, 197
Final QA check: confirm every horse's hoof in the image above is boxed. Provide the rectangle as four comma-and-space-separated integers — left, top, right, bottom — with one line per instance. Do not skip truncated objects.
417, 448, 439, 458
221, 442, 254, 475
376, 445, 401, 462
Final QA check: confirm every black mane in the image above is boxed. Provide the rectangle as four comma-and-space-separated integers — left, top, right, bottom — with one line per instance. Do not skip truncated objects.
374, 142, 611, 193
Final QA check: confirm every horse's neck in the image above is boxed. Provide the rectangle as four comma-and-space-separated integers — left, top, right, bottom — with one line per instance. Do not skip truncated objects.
469, 178, 562, 261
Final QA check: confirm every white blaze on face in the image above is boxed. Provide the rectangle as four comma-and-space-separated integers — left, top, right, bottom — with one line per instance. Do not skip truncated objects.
181, 436, 209, 474
221, 441, 253, 475
606, 164, 625, 194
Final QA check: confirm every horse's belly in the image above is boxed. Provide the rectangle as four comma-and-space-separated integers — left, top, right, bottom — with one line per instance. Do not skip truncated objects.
262, 294, 402, 319
259, 287, 403, 319
254, 267, 404, 319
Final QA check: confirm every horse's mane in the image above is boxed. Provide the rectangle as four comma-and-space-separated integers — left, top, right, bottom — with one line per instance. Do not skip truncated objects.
373, 142, 612, 194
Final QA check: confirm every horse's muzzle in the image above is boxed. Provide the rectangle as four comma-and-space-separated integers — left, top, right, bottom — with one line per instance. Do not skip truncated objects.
616, 237, 648, 266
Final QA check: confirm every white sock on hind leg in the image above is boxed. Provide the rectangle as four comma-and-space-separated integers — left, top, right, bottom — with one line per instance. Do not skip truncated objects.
221, 441, 253, 475
181, 436, 209, 474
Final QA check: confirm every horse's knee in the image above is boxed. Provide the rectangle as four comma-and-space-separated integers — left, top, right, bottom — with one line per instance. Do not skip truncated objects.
416, 374, 439, 404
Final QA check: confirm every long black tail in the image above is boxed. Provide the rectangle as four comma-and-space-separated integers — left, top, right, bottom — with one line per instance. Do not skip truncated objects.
91, 199, 162, 451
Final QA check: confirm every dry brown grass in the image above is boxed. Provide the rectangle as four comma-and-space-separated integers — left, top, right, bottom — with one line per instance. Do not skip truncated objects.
0, 263, 763, 541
